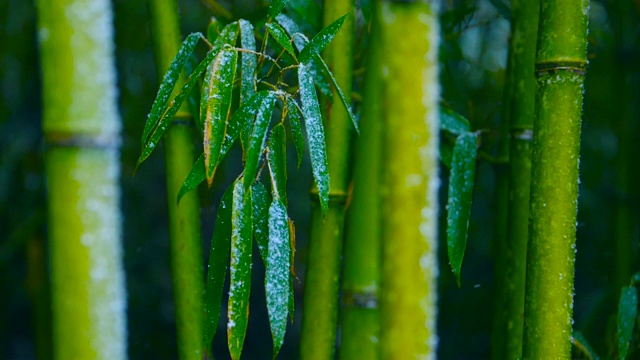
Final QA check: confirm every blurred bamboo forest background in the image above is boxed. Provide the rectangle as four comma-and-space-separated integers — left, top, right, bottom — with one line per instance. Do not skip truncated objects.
1, 0, 638, 358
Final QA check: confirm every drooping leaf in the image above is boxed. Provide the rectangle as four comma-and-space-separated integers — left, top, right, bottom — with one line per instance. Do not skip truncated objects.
207, 17, 222, 43
228, 180, 253, 360
441, 106, 471, 135
203, 183, 234, 348
203, 46, 238, 186
177, 154, 205, 204
446, 132, 478, 286
227, 90, 271, 157
142, 32, 203, 147
266, 199, 291, 358
243, 93, 277, 189
298, 13, 349, 63
186, 54, 203, 131
618, 286, 638, 360
287, 0, 321, 30
317, 55, 358, 132
239, 19, 257, 103
267, 123, 288, 206
571, 331, 600, 360
252, 181, 269, 265
268, 0, 289, 19
266, 22, 298, 61
285, 96, 305, 168
298, 64, 330, 214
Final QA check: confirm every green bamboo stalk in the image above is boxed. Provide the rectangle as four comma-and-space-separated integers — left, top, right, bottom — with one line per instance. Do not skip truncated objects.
377, 0, 440, 358
37, 0, 127, 358
148, 1, 205, 359
338, 7, 383, 359
522, 0, 590, 357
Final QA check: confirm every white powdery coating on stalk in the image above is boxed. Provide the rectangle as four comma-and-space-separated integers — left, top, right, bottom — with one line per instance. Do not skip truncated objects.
266, 201, 291, 347
73, 148, 127, 359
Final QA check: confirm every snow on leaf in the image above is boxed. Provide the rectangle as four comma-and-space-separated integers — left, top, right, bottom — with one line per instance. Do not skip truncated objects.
266, 22, 298, 61
298, 64, 330, 214
227, 91, 270, 157
317, 55, 358, 132
267, 123, 288, 206
618, 286, 638, 360
266, 200, 291, 358
243, 92, 277, 189
203, 183, 233, 348
285, 97, 305, 168
298, 13, 349, 64
177, 153, 205, 204
268, 0, 289, 19
252, 182, 269, 266
228, 179, 253, 360
446, 132, 478, 286
440, 106, 471, 136
239, 20, 257, 104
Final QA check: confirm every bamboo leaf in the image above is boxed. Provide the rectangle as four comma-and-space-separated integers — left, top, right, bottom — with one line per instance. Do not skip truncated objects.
287, 0, 321, 30
228, 180, 253, 360
207, 17, 222, 43
266, 22, 298, 61
446, 132, 478, 286
203, 46, 238, 186
203, 183, 234, 348
317, 55, 358, 132
243, 92, 277, 189
571, 331, 600, 360
631, 272, 640, 285
441, 106, 471, 135
618, 286, 638, 360
268, 0, 289, 19
266, 199, 291, 358
252, 181, 269, 265
298, 13, 349, 64
440, 138, 454, 169
285, 96, 305, 168
298, 64, 330, 214
239, 20, 257, 104
227, 90, 271, 157
177, 154, 205, 204
186, 54, 203, 131
267, 123, 288, 206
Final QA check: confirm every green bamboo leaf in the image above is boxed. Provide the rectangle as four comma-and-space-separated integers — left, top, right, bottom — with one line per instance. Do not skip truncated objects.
266, 199, 291, 358
239, 20, 256, 104
440, 138, 454, 169
268, 0, 289, 19
177, 153, 205, 204
631, 272, 640, 285
203, 183, 234, 348
252, 181, 269, 265
243, 92, 277, 189
228, 179, 253, 360
267, 123, 288, 206
317, 56, 358, 132
142, 32, 202, 146
298, 13, 349, 64
285, 96, 305, 168
618, 286, 638, 360
298, 64, 330, 214
207, 17, 222, 43
266, 22, 298, 61
571, 331, 600, 360
441, 106, 471, 135
203, 46, 238, 186
287, 0, 321, 30
446, 132, 478, 286
227, 90, 271, 158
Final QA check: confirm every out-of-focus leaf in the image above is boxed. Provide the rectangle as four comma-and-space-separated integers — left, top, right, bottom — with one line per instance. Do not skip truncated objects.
177, 154, 205, 204
298, 64, 330, 214
298, 13, 348, 63
285, 96, 305, 168
243, 93, 277, 189
446, 132, 478, 286
186, 54, 202, 131
252, 181, 269, 265
228, 180, 253, 360
441, 106, 471, 135
571, 331, 600, 360
317, 56, 358, 132
203, 46, 238, 186
203, 183, 233, 348
228, 90, 270, 157
631, 272, 640, 285
266, 22, 298, 61
487, 0, 511, 20
239, 19, 256, 103
360, 0, 372, 25
266, 199, 291, 358
207, 17, 222, 43
268, 0, 289, 19
267, 123, 288, 205
287, 0, 321, 30
618, 286, 638, 360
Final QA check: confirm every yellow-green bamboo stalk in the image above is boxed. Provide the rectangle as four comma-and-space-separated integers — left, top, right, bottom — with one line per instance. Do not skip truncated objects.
300, 1, 355, 358
148, 1, 205, 358
378, 0, 440, 358
522, 0, 590, 357
37, 0, 126, 358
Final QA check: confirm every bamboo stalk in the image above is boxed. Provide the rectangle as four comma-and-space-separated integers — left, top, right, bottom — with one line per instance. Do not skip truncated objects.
377, 0, 440, 358
299, 1, 355, 358
148, 1, 205, 359
37, 0, 127, 357
522, 0, 590, 357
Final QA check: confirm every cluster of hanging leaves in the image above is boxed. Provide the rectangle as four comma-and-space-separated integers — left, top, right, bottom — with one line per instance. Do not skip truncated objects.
439, 106, 478, 286
137, 0, 356, 358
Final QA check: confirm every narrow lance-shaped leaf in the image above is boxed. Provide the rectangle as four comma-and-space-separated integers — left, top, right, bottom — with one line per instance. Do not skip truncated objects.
266, 199, 291, 358
447, 132, 478, 286
186, 54, 203, 131
177, 153, 205, 204
243, 93, 277, 189
203, 184, 234, 347
228, 179, 253, 360
440, 106, 471, 136
207, 16, 222, 43
267, 123, 288, 206
317, 56, 358, 132
268, 0, 289, 19
225, 91, 270, 157
571, 331, 600, 360
239, 19, 256, 103
285, 96, 305, 168
618, 286, 638, 360
203, 46, 238, 186
142, 32, 203, 146
252, 181, 269, 265
298, 64, 330, 214
266, 22, 298, 61
298, 13, 349, 63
